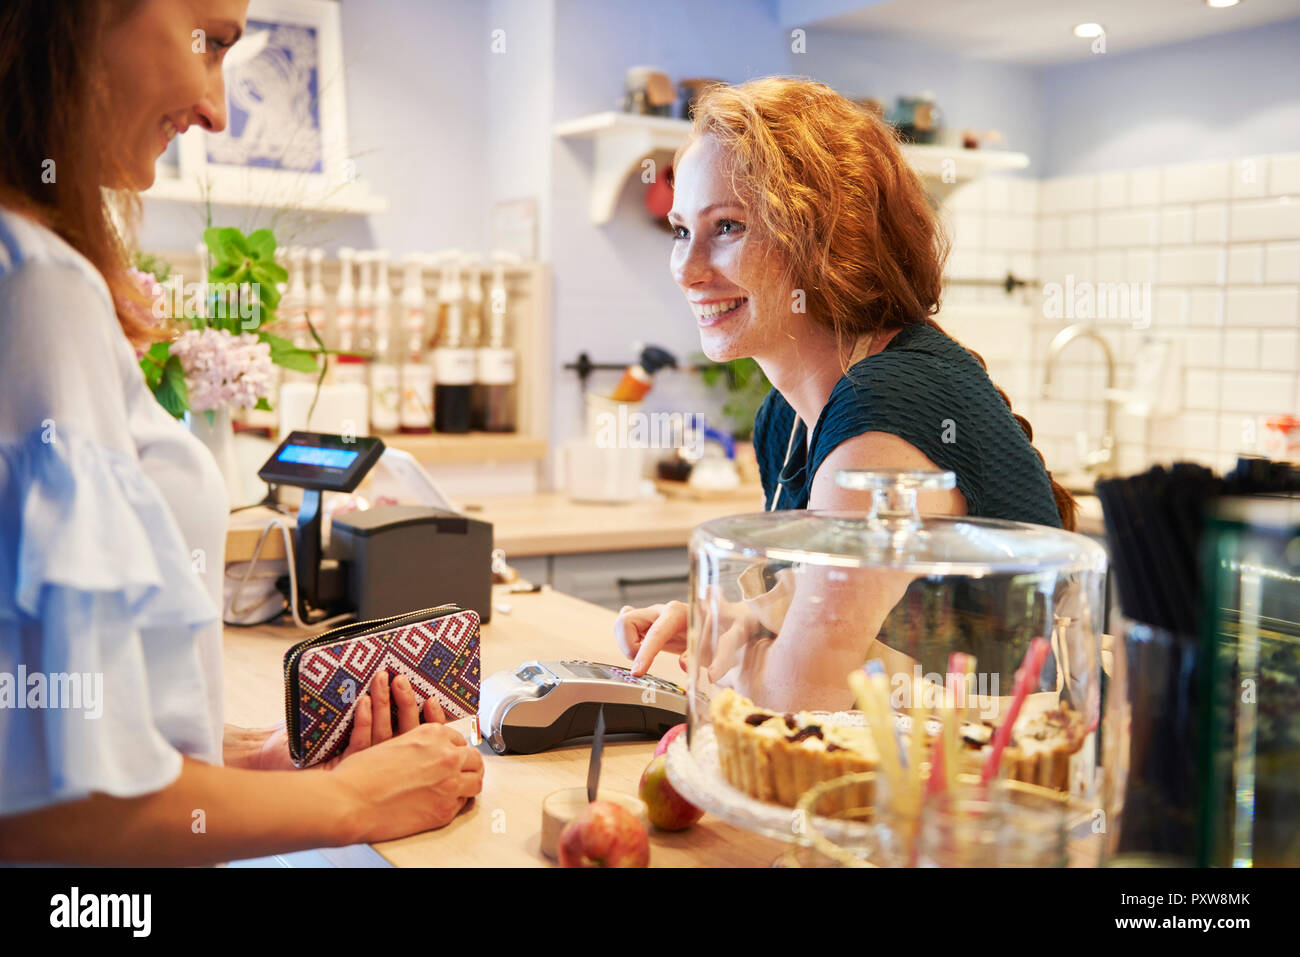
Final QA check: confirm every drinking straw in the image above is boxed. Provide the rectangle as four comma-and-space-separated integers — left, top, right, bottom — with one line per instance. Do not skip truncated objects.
980, 637, 1051, 786
849, 661, 904, 798
907, 702, 928, 807
926, 653, 968, 798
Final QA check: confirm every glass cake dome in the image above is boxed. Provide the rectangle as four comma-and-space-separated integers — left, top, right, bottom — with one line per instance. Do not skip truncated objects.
666, 469, 1111, 859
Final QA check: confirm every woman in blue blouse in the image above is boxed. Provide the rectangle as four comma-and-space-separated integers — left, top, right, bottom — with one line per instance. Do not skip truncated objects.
617, 79, 1077, 708
0, 0, 481, 864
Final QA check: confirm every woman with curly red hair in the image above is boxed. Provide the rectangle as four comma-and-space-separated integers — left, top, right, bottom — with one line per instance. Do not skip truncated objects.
617, 78, 1075, 707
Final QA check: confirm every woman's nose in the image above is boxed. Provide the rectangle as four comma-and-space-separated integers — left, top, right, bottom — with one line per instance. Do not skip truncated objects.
673, 238, 714, 288
193, 76, 229, 134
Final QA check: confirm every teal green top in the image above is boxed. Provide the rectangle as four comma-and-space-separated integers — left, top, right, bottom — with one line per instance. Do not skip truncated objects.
754, 323, 1063, 528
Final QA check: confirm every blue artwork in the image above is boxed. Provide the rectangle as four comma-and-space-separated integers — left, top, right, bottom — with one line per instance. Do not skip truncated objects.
206, 19, 323, 173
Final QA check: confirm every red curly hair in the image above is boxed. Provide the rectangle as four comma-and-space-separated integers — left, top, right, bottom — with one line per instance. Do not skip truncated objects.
675, 78, 1077, 531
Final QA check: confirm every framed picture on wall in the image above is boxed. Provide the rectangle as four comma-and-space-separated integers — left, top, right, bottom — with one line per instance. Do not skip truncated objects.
175, 0, 356, 206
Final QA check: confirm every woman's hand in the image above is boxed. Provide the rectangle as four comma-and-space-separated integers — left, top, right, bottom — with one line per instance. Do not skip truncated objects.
249, 672, 448, 771
616, 601, 690, 676
332, 723, 486, 840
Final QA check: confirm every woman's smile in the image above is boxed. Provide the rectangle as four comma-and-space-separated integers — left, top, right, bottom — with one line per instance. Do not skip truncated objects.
692, 296, 750, 327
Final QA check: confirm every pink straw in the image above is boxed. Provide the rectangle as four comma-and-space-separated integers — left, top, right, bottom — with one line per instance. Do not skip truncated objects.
980, 637, 1051, 787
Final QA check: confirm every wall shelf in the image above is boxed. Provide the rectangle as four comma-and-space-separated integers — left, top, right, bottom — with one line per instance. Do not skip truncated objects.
384, 432, 548, 465
554, 110, 1030, 222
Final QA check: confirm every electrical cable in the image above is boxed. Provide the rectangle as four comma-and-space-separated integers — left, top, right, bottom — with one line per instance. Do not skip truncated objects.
226, 514, 354, 631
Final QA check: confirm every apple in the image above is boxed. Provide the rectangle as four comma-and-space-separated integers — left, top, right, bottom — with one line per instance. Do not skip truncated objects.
557, 801, 650, 868
654, 723, 687, 758
639, 754, 704, 831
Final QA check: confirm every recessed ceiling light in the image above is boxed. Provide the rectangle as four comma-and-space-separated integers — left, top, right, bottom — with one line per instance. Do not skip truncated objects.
1206, 0, 1240, 8
1073, 22, 1105, 38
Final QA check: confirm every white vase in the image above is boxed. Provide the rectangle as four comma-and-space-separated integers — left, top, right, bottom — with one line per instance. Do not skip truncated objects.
186, 407, 243, 507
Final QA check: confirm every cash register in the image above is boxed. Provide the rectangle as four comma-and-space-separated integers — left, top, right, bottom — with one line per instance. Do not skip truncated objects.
257, 430, 493, 623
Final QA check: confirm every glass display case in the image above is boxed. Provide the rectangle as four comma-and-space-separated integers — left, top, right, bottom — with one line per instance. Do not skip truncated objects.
667, 469, 1110, 863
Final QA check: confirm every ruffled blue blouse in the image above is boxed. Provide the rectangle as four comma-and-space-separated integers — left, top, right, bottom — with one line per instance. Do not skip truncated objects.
0, 209, 228, 816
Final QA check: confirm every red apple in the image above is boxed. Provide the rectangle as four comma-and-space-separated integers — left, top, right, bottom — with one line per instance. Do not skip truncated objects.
654, 723, 687, 758
639, 754, 704, 831
557, 801, 650, 868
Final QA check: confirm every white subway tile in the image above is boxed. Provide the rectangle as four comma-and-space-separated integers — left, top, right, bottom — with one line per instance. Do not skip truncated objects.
1187, 289, 1224, 326
1184, 369, 1222, 410
1182, 330, 1223, 367
1160, 207, 1193, 245
944, 249, 983, 280
1229, 198, 1300, 242
1158, 247, 1224, 285
1096, 171, 1129, 209
1162, 160, 1231, 203
1222, 329, 1260, 369
1226, 245, 1263, 284
1066, 214, 1096, 250
1128, 167, 1162, 207
985, 216, 1036, 250
1224, 287, 1299, 327
1155, 289, 1188, 326
1218, 371, 1294, 414
1095, 251, 1125, 283
1219, 414, 1265, 457
1193, 204, 1228, 244
984, 176, 1011, 211
949, 213, 984, 249
1150, 412, 1217, 450
945, 180, 985, 213
1039, 216, 1064, 252
1041, 175, 1097, 214
1268, 153, 1300, 196
1260, 330, 1299, 372
1127, 249, 1157, 283
1232, 156, 1269, 199
1097, 210, 1158, 246
1263, 242, 1300, 283
1008, 178, 1040, 216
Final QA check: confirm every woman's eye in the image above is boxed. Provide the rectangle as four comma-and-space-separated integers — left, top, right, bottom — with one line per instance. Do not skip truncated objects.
718, 219, 745, 235
671, 224, 689, 240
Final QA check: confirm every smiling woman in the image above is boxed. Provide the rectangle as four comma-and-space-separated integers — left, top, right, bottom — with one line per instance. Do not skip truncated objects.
0, 0, 483, 865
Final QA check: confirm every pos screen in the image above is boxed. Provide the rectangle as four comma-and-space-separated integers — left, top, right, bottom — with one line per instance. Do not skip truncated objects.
258, 431, 385, 492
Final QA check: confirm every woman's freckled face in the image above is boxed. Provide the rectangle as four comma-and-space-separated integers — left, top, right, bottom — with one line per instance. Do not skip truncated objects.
669, 135, 792, 364
100, 0, 249, 190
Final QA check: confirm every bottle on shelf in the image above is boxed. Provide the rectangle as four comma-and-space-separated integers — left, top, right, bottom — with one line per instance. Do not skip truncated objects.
369, 251, 401, 433
473, 251, 520, 433
333, 247, 362, 385
306, 247, 328, 358
462, 252, 484, 348
398, 253, 434, 434
432, 252, 475, 434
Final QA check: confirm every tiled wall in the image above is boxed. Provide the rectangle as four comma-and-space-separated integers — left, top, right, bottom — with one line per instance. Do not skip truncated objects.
938, 153, 1300, 481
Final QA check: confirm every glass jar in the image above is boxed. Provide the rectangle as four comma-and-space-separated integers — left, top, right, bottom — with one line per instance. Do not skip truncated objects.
672, 469, 1110, 852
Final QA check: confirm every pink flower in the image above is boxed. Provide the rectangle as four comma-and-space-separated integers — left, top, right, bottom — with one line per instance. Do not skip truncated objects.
170, 328, 275, 412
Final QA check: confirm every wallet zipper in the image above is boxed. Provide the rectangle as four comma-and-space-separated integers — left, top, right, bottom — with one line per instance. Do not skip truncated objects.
284, 603, 461, 762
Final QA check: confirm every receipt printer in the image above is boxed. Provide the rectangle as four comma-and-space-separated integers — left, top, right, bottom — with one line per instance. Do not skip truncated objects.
328, 505, 494, 624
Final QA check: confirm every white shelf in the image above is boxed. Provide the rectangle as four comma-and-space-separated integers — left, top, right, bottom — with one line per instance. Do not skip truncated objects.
143, 174, 389, 214
554, 110, 1030, 223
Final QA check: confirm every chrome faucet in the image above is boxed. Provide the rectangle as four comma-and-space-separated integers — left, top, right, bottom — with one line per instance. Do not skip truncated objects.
1040, 323, 1118, 477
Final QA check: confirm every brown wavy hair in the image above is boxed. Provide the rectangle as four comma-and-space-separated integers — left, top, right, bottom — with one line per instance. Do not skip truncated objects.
0, 0, 152, 342
675, 78, 1077, 531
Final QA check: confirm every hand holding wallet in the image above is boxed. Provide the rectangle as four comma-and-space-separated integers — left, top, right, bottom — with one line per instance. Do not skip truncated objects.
283, 605, 482, 768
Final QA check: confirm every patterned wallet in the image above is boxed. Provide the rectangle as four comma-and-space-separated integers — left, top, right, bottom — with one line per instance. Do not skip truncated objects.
283, 605, 482, 768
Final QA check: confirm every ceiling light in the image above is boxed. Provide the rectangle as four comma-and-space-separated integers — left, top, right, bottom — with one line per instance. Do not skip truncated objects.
1073, 22, 1105, 38
1206, 0, 1240, 8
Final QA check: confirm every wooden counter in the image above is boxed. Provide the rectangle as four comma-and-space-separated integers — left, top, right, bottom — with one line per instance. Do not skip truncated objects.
225, 487, 766, 563
223, 584, 787, 867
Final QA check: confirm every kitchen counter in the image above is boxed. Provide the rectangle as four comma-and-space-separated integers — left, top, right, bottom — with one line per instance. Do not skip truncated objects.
225, 487, 766, 563
223, 584, 787, 867
226, 488, 1104, 564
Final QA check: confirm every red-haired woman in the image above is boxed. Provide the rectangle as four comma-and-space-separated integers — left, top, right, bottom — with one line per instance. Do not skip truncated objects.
616, 78, 1077, 709
0, 1, 481, 864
